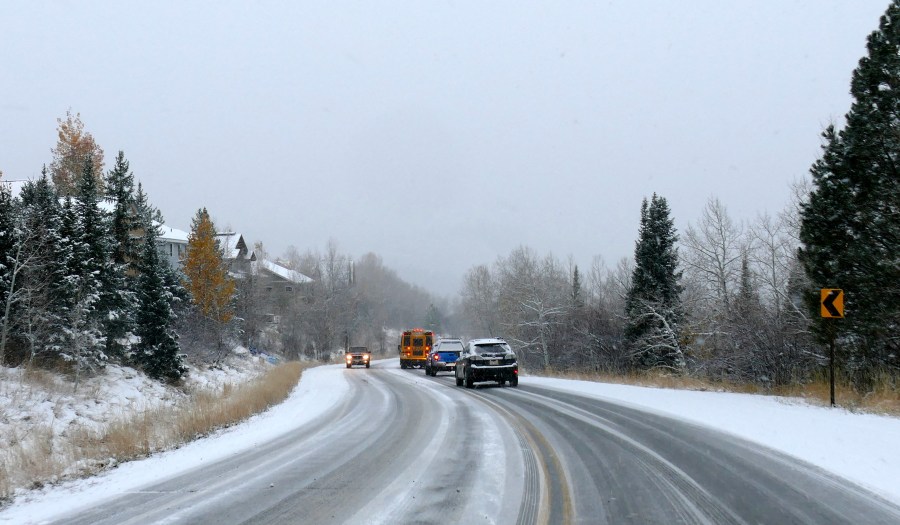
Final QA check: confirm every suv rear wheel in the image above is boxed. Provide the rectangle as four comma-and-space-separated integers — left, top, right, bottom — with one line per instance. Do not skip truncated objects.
465, 370, 475, 389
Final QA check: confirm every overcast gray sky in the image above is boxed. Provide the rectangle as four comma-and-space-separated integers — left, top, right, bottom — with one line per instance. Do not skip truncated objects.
0, 1, 891, 296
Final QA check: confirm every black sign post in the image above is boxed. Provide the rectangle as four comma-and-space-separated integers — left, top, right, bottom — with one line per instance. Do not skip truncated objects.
829, 328, 836, 407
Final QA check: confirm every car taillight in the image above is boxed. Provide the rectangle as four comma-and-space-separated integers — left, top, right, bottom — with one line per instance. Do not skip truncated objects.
434, 354, 440, 361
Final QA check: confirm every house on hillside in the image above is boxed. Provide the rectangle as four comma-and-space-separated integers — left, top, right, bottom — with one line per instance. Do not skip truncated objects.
156, 223, 189, 270
254, 258, 314, 323
4, 178, 189, 274
216, 232, 256, 277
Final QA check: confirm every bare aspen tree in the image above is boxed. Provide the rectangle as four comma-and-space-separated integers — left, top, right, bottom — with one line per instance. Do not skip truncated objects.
682, 197, 744, 315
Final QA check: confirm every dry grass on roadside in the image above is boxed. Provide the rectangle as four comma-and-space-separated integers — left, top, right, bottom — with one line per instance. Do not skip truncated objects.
534, 368, 900, 416
0, 361, 308, 505
171, 361, 305, 444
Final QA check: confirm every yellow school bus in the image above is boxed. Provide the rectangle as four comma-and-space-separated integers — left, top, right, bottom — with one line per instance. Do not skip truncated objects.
398, 329, 434, 369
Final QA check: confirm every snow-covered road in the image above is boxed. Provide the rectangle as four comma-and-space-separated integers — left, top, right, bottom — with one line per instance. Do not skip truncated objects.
2, 359, 899, 524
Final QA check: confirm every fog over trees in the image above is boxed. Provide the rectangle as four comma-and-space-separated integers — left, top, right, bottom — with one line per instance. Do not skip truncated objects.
455, 2, 900, 393
1, 3, 898, 398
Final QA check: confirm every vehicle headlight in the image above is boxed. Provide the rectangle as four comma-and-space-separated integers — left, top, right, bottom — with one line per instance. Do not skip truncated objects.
364, 355, 369, 360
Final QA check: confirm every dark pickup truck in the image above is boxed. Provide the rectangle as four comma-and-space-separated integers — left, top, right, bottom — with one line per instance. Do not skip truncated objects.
345, 347, 371, 368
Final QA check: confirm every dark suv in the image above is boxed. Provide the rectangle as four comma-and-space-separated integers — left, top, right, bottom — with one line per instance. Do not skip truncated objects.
425, 338, 464, 376
455, 338, 518, 388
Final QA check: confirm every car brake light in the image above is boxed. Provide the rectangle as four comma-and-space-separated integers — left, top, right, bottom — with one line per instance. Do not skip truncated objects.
434, 354, 440, 361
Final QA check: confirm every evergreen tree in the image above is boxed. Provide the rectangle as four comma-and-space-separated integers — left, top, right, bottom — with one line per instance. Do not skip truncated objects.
0, 183, 20, 364
134, 221, 185, 381
799, 2, 900, 378
105, 151, 141, 274
423, 303, 442, 334
63, 160, 109, 384
72, 157, 134, 360
133, 182, 190, 322
16, 170, 68, 364
733, 252, 759, 319
571, 265, 584, 309
97, 152, 139, 359
624, 194, 684, 370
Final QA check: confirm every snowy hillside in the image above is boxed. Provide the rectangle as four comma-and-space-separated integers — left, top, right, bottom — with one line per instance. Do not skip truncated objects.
0, 349, 272, 502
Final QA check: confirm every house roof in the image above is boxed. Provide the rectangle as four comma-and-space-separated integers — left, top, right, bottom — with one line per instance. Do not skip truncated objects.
256, 259, 313, 284
155, 221, 189, 242
1, 179, 30, 198
216, 232, 256, 261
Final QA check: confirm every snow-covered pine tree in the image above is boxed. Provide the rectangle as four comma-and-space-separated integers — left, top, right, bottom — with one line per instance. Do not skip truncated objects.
799, 1, 900, 380
16, 171, 68, 364
134, 182, 189, 312
64, 159, 108, 386
0, 182, 20, 365
624, 194, 685, 370
105, 151, 141, 274
99, 152, 138, 359
134, 218, 185, 381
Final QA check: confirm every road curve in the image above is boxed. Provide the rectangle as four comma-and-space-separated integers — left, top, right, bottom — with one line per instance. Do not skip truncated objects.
48, 361, 524, 525
47, 360, 900, 524
447, 377, 900, 525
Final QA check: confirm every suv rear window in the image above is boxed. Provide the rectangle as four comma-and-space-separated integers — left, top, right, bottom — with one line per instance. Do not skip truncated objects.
438, 342, 464, 350
473, 343, 508, 354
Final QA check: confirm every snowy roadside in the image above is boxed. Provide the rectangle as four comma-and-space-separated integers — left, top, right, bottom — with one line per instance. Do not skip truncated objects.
0, 362, 349, 523
0, 348, 274, 505
3, 361, 898, 522
0, 349, 272, 455
525, 375, 900, 504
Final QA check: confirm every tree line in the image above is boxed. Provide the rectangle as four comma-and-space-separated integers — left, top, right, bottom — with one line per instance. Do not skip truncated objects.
0, 111, 444, 385
238, 242, 442, 361
0, 149, 186, 384
457, 2, 900, 392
